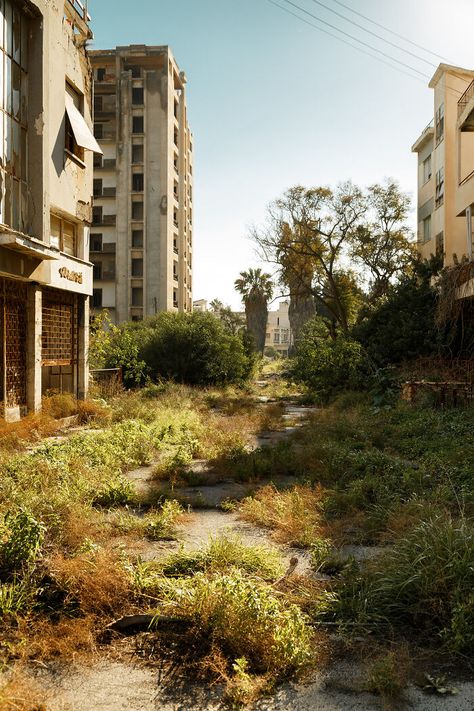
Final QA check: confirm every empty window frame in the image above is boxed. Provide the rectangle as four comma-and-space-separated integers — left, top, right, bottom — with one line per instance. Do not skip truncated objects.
132, 115, 144, 133
132, 87, 144, 105
132, 144, 144, 163
92, 288, 102, 308
132, 229, 143, 248
131, 258, 143, 277
131, 202, 143, 220
93, 262, 102, 280
132, 173, 144, 192
50, 214, 77, 256
91, 233, 103, 252
92, 206, 103, 224
131, 287, 143, 307
96, 67, 106, 81
93, 178, 102, 197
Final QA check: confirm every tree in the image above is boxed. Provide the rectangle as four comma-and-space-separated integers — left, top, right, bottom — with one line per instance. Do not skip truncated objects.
351, 180, 416, 302
209, 299, 245, 336
234, 268, 273, 353
252, 183, 366, 336
278, 222, 316, 344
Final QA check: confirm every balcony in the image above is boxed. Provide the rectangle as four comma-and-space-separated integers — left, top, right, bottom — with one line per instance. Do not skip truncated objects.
93, 214, 116, 227
95, 158, 116, 170
94, 187, 116, 198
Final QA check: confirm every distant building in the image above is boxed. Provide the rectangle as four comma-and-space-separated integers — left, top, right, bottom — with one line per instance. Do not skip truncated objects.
265, 301, 293, 356
193, 299, 208, 312
0, 0, 98, 420
412, 63, 474, 275
90, 45, 193, 323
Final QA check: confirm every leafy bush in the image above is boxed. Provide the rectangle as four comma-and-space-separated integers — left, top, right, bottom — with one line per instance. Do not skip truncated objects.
0, 510, 45, 576
89, 311, 147, 387
353, 262, 439, 366
290, 317, 370, 399
154, 570, 312, 675
334, 516, 474, 652
138, 311, 254, 385
144, 500, 185, 540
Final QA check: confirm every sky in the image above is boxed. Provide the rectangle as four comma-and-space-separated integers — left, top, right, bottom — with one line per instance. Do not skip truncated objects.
87, 0, 474, 310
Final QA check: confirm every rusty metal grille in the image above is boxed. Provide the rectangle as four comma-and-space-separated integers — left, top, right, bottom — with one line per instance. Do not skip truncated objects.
42, 289, 78, 366
2, 278, 27, 408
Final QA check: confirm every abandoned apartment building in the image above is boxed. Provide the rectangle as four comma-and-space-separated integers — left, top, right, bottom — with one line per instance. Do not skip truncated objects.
0, 0, 100, 420
89, 45, 194, 322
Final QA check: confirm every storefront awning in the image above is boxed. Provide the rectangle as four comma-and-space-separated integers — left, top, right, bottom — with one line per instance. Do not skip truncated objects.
65, 95, 103, 154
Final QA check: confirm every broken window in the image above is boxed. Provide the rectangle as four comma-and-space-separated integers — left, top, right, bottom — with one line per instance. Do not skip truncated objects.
132, 87, 144, 105
132, 229, 143, 248
50, 213, 77, 256
131, 258, 143, 277
65, 83, 102, 163
132, 144, 143, 163
92, 288, 103, 308
131, 202, 143, 220
132, 173, 144, 192
131, 287, 143, 307
91, 233, 103, 252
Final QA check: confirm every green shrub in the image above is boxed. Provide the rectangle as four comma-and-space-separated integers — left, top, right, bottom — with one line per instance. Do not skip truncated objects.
138, 311, 254, 385
92, 475, 136, 508
290, 317, 370, 399
153, 570, 312, 675
334, 516, 474, 652
0, 510, 45, 576
144, 500, 184, 540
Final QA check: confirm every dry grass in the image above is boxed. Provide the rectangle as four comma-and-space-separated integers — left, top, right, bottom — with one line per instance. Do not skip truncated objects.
239, 484, 326, 547
15, 617, 97, 662
47, 549, 133, 617
0, 672, 47, 711
362, 646, 412, 708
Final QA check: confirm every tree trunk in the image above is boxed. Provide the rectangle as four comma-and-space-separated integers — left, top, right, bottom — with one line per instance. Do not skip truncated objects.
246, 301, 268, 354
289, 294, 316, 346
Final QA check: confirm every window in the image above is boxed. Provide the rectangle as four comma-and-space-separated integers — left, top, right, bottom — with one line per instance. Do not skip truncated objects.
131, 258, 143, 277
174, 181, 179, 199
435, 103, 444, 145
96, 67, 106, 81
92, 206, 103, 225
173, 210, 178, 227
273, 332, 280, 345
0, 1, 29, 231
436, 231, 444, 257
174, 129, 178, 146
131, 202, 143, 220
93, 154, 102, 168
174, 99, 178, 119
423, 155, 432, 184
132, 229, 143, 248
125, 65, 141, 78
65, 85, 84, 162
94, 123, 103, 139
94, 95, 103, 113
173, 261, 178, 280
435, 167, 444, 207
423, 215, 431, 243
93, 179, 102, 197
131, 287, 143, 307
50, 214, 77, 256
173, 289, 178, 308
281, 329, 289, 343
132, 144, 144, 163
91, 234, 103, 252
92, 289, 103, 308
93, 262, 102, 280
132, 173, 144, 192
132, 87, 144, 105
132, 115, 144, 133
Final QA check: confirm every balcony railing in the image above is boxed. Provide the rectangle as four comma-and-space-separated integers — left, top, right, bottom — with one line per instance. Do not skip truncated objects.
458, 79, 474, 117
93, 214, 116, 226
95, 187, 117, 198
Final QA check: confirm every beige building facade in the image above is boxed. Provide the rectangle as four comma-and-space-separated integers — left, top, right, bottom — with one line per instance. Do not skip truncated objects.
412, 64, 474, 274
0, 0, 98, 420
89, 45, 193, 323
265, 300, 293, 356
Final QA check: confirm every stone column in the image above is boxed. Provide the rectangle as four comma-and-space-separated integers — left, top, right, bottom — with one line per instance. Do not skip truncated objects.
77, 294, 89, 400
26, 284, 42, 413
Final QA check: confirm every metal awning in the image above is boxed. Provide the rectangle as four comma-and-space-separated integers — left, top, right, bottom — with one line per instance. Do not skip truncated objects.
65, 94, 103, 154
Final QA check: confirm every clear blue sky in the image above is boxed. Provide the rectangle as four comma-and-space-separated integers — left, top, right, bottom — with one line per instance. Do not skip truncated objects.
87, 0, 474, 309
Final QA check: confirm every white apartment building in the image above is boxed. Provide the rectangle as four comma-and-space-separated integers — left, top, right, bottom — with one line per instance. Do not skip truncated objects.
0, 0, 98, 420
90, 45, 193, 323
265, 301, 293, 356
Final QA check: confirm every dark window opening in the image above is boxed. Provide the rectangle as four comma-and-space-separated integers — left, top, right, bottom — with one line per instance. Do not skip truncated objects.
131, 287, 143, 307
132, 173, 144, 192
93, 262, 102, 280
92, 288, 103, 308
91, 233, 103, 252
96, 67, 106, 81
132, 115, 144, 134
94, 122, 103, 139
132, 229, 143, 248
131, 202, 143, 220
93, 178, 102, 197
132, 144, 144, 163
132, 87, 144, 105
131, 258, 143, 277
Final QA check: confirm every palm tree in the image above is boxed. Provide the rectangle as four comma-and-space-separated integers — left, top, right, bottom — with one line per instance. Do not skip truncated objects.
234, 268, 273, 353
